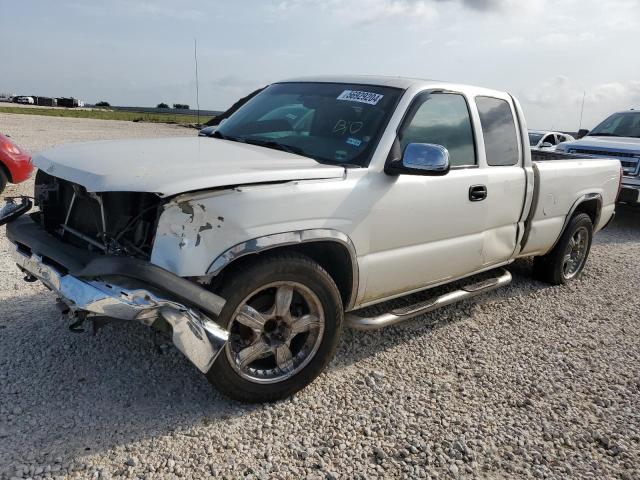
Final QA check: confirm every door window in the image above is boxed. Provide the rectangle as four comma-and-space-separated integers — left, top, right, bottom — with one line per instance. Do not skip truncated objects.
399, 93, 476, 167
475, 96, 520, 166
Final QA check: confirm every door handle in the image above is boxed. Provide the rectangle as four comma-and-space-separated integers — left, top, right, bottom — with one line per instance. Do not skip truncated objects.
469, 185, 487, 202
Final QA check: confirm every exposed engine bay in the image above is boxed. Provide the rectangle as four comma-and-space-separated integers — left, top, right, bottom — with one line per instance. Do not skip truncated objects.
34, 171, 163, 259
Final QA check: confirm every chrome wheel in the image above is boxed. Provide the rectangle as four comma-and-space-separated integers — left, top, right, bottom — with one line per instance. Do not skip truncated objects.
225, 281, 325, 384
562, 226, 589, 279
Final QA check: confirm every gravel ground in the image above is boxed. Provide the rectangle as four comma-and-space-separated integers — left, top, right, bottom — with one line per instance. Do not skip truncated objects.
1, 113, 639, 479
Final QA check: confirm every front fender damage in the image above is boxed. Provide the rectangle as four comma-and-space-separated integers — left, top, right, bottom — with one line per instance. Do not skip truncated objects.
151, 197, 230, 276
158, 201, 223, 250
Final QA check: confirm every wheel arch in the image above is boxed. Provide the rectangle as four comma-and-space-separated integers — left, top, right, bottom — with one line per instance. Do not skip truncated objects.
207, 229, 359, 310
549, 192, 601, 251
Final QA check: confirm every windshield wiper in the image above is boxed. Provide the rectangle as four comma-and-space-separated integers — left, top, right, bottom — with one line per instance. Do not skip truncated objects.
244, 139, 305, 156
588, 133, 623, 137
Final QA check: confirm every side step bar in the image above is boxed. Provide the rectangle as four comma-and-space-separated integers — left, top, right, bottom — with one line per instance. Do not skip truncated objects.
345, 269, 512, 331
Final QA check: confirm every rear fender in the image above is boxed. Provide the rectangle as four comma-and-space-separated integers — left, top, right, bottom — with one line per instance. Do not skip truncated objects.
548, 193, 602, 252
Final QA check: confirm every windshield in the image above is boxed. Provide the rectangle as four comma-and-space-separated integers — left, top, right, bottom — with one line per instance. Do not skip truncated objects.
528, 132, 544, 146
589, 112, 640, 138
213, 82, 403, 166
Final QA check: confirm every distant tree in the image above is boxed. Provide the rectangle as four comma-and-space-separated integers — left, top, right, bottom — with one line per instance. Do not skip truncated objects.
173, 103, 190, 110
95, 101, 110, 107
156, 102, 169, 109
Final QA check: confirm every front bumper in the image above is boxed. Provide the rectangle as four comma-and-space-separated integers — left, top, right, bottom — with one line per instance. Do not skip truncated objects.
6, 214, 229, 373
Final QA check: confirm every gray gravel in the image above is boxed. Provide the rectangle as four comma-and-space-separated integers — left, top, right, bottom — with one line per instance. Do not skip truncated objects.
1, 113, 639, 479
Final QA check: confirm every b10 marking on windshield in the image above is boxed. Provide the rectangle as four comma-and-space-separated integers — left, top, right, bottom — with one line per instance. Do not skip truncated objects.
337, 90, 384, 105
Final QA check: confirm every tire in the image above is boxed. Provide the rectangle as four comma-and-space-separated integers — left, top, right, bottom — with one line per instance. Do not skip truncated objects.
533, 213, 593, 285
206, 252, 343, 403
0, 169, 7, 195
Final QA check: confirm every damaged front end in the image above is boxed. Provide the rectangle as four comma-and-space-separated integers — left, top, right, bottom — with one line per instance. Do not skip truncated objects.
3, 172, 229, 373
35, 171, 162, 258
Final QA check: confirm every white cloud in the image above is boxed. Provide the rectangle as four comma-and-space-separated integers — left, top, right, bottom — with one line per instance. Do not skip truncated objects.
537, 32, 597, 45
500, 37, 524, 46
273, 0, 439, 25
272, 0, 548, 24
437, 0, 546, 12
66, 0, 205, 21
523, 76, 640, 130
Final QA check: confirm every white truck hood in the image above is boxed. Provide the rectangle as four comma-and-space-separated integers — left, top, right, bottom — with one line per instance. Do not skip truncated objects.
33, 137, 345, 197
565, 136, 640, 151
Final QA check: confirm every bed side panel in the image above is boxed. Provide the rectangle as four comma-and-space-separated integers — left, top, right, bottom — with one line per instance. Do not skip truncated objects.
519, 159, 619, 257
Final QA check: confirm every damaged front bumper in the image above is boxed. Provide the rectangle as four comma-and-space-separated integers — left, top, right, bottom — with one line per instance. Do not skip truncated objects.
6, 214, 229, 373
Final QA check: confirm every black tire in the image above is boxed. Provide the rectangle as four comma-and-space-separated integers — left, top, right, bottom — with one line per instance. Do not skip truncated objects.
533, 213, 593, 285
0, 169, 7, 195
206, 252, 343, 403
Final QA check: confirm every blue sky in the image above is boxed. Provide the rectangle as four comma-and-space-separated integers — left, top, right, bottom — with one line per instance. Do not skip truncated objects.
1, 0, 639, 130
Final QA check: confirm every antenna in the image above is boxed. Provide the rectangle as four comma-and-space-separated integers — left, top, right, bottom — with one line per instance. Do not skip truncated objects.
194, 37, 200, 126
578, 91, 586, 131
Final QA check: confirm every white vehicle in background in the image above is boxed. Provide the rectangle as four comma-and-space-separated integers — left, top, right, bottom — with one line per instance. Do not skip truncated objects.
529, 130, 575, 151
15, 96, 35, 105
1, 76, 622, 402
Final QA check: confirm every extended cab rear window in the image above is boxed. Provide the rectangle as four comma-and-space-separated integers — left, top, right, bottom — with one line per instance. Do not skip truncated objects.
476, 97, 520, 166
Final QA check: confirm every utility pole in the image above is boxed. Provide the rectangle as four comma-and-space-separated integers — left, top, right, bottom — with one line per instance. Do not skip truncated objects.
578, 91, 586, 131
194, 38, 200, 126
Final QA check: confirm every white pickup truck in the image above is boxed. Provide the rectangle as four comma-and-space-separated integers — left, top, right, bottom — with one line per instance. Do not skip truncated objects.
0, 76, 621, 402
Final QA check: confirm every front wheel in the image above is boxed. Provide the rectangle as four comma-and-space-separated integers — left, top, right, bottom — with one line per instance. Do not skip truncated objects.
206, 252, 343, 402
533, 213, 593, 285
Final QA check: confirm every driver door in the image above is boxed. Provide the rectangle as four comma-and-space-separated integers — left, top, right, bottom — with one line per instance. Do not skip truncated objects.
363, 91, 488, 302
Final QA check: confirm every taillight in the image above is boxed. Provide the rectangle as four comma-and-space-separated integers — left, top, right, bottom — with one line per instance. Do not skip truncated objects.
1, 140, 22, 156
0, 136, 30, 163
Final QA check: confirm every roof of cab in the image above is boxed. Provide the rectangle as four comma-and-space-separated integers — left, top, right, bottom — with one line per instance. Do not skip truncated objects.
277, 75, 509, 98
279, 75, 428, 89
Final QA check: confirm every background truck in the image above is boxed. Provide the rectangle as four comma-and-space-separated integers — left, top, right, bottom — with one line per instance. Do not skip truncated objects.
1, 76, 622, 402
556, 109, 640, 205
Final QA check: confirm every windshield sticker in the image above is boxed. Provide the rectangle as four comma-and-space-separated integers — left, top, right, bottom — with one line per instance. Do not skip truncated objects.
337, 90, 384, 105
346, 137, 362, 147
335, 150, 348, 161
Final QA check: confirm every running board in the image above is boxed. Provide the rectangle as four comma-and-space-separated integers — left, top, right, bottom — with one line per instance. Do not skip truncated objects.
345, 269, 512, 331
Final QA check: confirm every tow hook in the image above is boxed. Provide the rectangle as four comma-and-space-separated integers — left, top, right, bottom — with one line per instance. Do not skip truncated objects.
67, 310, 87, 333
55, 298, 70, 315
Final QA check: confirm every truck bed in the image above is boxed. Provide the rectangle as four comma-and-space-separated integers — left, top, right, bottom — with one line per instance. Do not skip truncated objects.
519, 156, 620, 257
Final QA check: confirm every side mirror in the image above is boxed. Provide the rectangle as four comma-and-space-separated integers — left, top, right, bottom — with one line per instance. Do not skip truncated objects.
387, 143, 450, 176
577, 129, 589, 139
540, 142, 554, 149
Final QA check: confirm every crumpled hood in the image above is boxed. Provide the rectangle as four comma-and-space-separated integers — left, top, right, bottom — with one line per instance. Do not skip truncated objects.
33, 136, 345, 197
563, 136, 640, 152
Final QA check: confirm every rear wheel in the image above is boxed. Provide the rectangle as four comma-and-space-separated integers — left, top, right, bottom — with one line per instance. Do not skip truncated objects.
206, 252, 343, 402
533, 213, 593, 285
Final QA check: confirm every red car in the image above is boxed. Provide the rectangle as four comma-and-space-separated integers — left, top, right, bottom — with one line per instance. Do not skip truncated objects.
0, 133, 33, 193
